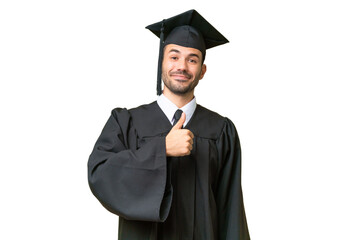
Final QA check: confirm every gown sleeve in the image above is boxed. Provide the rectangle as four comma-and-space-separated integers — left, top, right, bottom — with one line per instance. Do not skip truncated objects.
216, 118, 250, 240
87, 108, 172, 222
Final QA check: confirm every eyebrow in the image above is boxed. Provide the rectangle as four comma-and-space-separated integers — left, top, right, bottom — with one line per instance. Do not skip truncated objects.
189, 53, 200, 59
168, 49, 200, 59
169, 49, 180, 54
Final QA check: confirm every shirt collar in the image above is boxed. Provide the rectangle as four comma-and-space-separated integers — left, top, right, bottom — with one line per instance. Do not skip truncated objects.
157, 94, 197, 127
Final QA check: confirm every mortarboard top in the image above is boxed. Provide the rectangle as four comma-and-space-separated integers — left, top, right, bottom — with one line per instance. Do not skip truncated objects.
146, 9, 229, 95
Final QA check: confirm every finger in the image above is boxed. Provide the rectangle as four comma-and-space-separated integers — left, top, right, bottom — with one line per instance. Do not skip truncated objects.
173, 112, 186, 129
189, 130, 194, 139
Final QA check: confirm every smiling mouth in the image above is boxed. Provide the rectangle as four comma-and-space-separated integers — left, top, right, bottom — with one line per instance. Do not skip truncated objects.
170, 71, 192, 80
171, 75, 191, 80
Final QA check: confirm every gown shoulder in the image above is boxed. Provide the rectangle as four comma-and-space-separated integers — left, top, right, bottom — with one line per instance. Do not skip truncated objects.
188, 104, 232, 140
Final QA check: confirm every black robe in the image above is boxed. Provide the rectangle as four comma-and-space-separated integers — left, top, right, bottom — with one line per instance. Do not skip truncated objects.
88, 101, 250, 240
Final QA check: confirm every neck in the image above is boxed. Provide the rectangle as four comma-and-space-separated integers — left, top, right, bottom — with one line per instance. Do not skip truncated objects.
163, 88, 194, 108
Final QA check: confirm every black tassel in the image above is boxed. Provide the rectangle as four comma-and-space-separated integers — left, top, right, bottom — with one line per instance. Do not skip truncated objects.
156, 20, 165, 95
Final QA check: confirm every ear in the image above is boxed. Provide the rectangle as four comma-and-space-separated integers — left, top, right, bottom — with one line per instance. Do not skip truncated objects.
199, 64, 207, 80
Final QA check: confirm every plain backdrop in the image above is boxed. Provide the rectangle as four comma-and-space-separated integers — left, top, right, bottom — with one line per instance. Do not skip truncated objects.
1, 0, 359, 239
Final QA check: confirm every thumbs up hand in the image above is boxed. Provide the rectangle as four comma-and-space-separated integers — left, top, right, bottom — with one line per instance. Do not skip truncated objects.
165, 113, 194, 157
172, 111, 186, 129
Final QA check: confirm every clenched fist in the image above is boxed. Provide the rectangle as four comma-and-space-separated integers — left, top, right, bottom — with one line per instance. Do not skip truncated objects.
165, 112, 194, 157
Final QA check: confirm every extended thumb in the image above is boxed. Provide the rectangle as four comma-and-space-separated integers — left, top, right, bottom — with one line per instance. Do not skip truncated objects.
173, 112, 186, 129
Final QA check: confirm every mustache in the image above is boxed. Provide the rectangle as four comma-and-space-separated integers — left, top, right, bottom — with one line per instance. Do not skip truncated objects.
169, 71, 192, 79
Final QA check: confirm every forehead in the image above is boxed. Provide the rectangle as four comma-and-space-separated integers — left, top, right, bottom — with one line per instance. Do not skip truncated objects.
164, 44, 202, 57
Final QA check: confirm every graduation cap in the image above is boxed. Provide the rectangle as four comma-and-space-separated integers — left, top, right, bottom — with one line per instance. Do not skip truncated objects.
146, 9, 229, 95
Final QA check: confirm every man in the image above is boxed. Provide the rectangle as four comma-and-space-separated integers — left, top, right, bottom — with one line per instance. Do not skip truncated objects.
88, 9, 250, 240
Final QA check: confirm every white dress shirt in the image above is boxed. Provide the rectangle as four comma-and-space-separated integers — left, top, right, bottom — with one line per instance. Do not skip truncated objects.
157, 94, 197, 127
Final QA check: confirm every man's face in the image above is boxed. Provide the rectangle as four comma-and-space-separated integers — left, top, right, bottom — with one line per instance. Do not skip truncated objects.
162, 44, 206, 96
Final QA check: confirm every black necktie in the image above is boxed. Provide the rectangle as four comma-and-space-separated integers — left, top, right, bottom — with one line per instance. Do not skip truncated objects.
173, 109, 183, 126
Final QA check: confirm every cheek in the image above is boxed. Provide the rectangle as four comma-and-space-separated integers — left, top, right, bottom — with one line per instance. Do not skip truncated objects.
162, 62, 174, 72
191, 66, 202, 77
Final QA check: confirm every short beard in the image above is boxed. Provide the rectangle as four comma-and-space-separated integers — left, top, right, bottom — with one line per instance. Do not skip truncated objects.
162, 70, 201, 95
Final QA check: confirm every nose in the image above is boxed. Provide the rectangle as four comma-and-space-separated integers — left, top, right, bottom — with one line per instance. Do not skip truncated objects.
176, 58, 188, 71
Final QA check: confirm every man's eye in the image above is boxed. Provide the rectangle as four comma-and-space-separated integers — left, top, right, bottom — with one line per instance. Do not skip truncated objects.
171, 56, 178, 60
189, 59, 197, 63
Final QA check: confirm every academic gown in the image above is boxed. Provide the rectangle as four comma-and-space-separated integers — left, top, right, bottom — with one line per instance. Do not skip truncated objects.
88, 101, 250, 240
